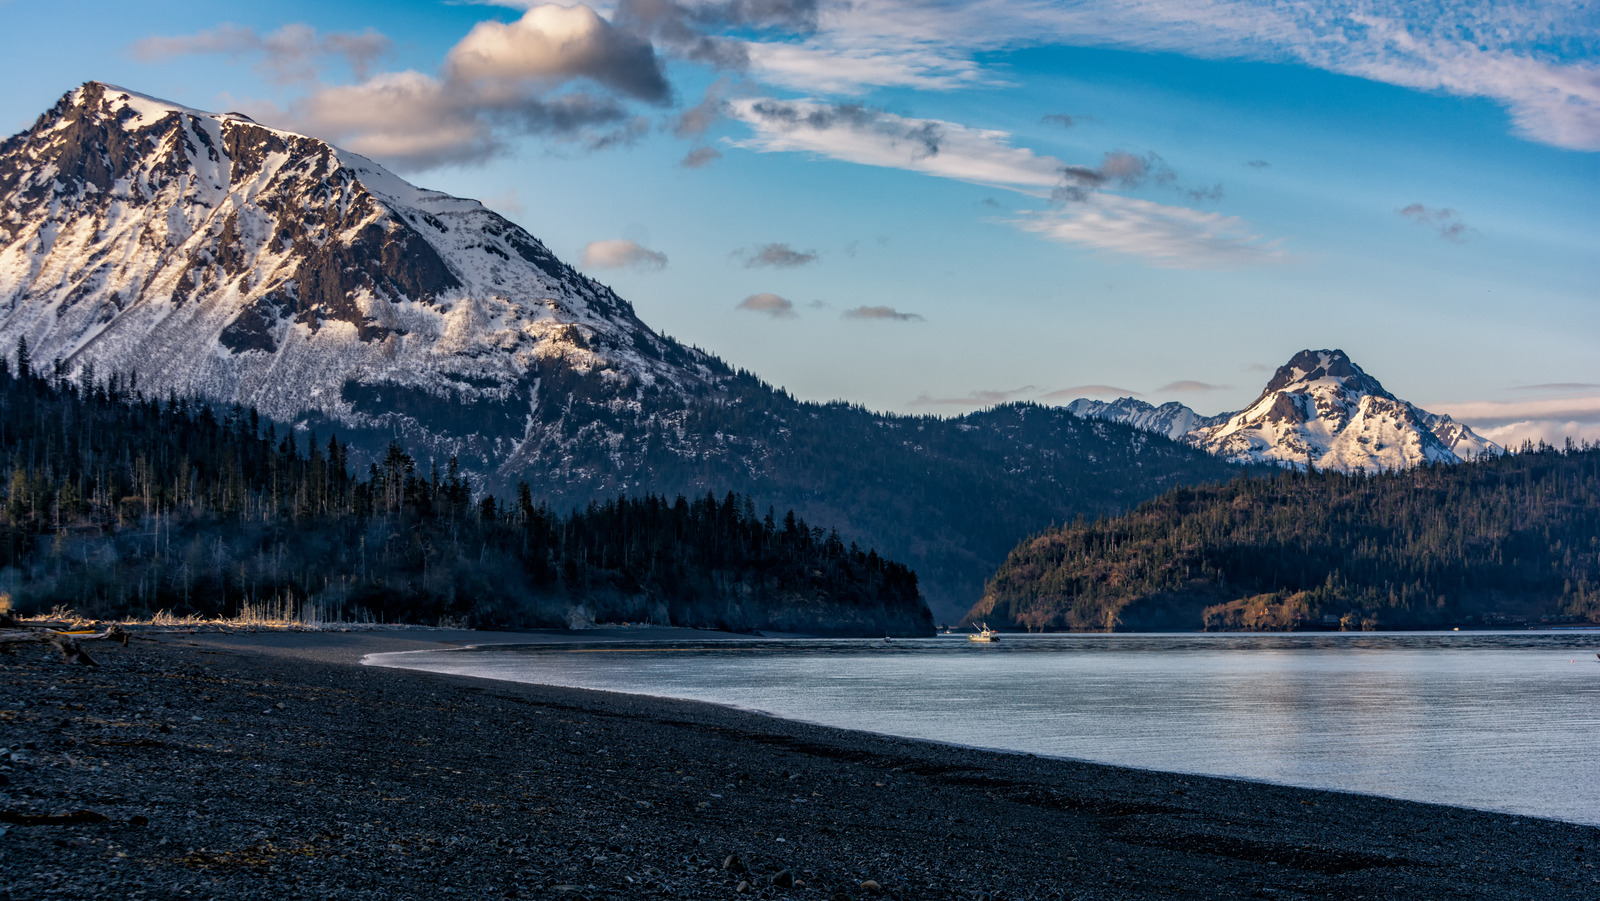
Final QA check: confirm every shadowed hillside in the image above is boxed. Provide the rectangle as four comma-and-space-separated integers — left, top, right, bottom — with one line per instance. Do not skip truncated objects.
968, 442, 1600, 631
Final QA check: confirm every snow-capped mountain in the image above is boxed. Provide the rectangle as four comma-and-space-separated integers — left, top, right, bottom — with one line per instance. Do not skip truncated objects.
0, 82, 716, 465
1063, 350, 1499, 471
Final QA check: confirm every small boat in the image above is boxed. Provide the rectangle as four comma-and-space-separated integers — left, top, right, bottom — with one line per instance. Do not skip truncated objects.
968, 624, 1001, 642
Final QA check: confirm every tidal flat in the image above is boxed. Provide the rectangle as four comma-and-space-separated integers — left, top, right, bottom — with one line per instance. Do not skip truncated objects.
2, 630, 1597, 900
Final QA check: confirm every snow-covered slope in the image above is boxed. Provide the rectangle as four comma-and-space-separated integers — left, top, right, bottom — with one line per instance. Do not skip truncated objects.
1061, 350, 1500, 471
0, 82, 718, 463
1063, 397, 1225, 441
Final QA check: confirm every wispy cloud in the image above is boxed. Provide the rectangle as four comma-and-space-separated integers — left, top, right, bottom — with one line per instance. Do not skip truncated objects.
734, 242, 819, 268
1508, 382, 1600, 392
1400, 203, 1471, 242
911, 386, 1036, 407
1012, 196, 1289, 268
673, 78, 728, 137
130, 23, 391, 83
1054, 150, 1176, 202
1429, 395, 1600, 429
736, 292, 797, 318
1055, 150, 1222, 205
745, 40, 986, 94
1038, 384, 1142, 400
728, 97, 1062, 191
727, 99, 1275, 265
1159, 380, 1229, 392
680, 146, 722, 168
615, 0, 822, 72
581, 239, 667, 270
738, 1, 1600, 151
843, 305, 924, 321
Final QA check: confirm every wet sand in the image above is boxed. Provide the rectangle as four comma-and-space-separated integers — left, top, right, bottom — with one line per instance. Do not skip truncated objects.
2, 628, 1596, 900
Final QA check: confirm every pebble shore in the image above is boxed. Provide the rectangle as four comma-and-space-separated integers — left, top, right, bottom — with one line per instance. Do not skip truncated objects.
2, 629, 1597, 900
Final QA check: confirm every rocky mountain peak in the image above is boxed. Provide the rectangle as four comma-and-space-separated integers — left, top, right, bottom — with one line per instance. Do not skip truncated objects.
0, 82, 721, 461
1263, 349, 1387, 397
1061, 349, 1500, 472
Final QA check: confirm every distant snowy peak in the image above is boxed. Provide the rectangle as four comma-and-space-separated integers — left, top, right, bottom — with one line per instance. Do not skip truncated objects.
1417, 410, 1501, 461
1062, 349, 1500, 472
0, 82, 716, 443
1063, 397, 1224, 442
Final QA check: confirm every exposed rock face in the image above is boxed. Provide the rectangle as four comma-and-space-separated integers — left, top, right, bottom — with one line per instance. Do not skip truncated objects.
1062, 350, 1500, 471
0, 82, 711, 464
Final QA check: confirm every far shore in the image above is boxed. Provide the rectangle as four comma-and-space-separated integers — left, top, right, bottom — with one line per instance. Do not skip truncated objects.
2, 627, 1596, 900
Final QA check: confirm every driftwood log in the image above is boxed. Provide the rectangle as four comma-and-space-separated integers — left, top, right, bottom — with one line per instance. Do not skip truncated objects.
0, 624, 127, 665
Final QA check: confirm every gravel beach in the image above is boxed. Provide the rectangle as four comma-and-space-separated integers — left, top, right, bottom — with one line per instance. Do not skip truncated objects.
2, 629, 1596, 900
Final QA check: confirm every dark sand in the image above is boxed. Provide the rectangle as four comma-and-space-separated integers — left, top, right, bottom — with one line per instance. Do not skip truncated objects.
2, 628, 1596, 900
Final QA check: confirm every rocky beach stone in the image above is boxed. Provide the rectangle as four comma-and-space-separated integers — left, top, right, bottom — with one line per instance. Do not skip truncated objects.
0, 628, 1596, 900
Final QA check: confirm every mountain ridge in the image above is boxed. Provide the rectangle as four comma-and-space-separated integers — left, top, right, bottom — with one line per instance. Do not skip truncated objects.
1062, 349, 1498, 472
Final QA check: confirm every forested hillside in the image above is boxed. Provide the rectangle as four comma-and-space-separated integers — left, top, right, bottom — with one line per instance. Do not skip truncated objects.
968, 443, 1600, 631
0, 343, 931, 635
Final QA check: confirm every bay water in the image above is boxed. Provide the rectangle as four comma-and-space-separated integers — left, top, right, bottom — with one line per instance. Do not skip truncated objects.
366, 632, 1600, 826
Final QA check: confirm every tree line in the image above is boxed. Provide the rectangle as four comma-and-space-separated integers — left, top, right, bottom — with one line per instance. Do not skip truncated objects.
968, 441, 1600, 631
0, 340, 932, 635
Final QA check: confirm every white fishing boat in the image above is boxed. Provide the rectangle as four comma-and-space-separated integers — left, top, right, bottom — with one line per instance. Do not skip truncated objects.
967, 624, 1001, 642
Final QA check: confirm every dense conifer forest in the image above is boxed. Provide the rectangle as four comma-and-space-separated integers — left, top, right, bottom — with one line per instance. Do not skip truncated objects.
969, 443, 1600, 631
0, 341, 932, 635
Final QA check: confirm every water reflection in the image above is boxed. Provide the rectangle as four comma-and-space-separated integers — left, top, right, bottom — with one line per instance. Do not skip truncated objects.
367, 632, 1600, 825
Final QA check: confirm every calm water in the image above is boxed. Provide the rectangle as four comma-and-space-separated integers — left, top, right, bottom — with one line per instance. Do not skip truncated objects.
366, 632, 1600, 826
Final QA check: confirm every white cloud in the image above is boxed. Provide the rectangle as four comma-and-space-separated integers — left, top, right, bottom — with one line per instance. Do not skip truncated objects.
213, 5, 667, 169
581, 239, 668, 270
445, 4, 669, 102
289, 71, 503, 166
1010, 195, 1290, 268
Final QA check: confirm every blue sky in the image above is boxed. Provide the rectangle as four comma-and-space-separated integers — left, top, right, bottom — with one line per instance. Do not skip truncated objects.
2, 0, 1596, 443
